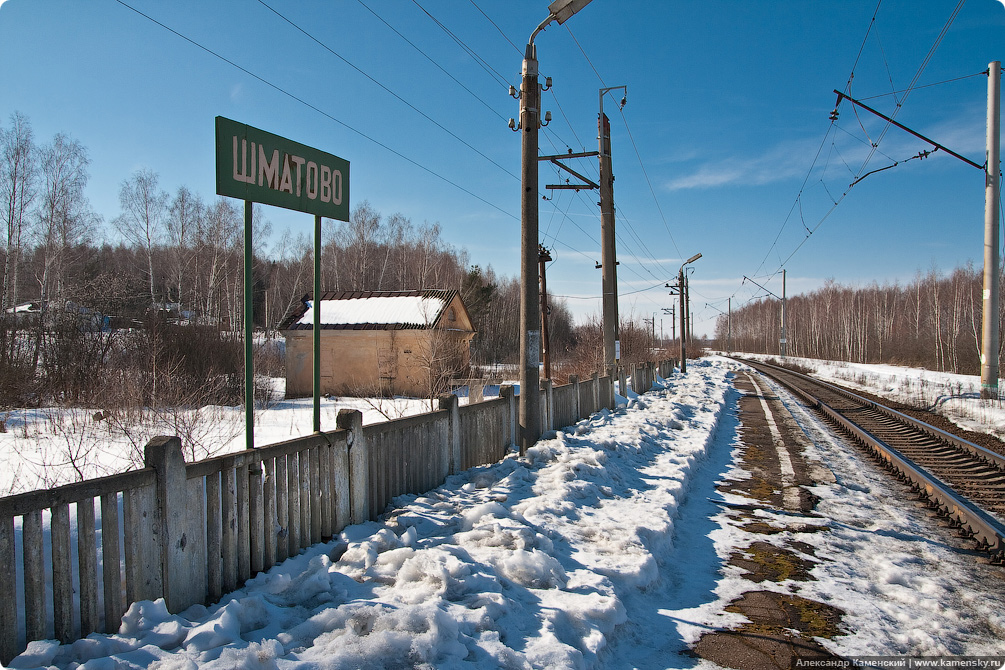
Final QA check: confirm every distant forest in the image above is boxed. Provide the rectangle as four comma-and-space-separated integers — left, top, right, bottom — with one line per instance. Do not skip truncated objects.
0, 112, 593, 410
717, 265, 1001, 376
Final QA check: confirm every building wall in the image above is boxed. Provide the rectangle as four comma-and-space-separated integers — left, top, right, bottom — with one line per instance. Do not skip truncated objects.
285, 327, 473, 398
284, 294, 475, 398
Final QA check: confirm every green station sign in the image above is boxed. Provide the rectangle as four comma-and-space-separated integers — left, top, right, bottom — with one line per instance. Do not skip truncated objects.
215, 116, 350, 221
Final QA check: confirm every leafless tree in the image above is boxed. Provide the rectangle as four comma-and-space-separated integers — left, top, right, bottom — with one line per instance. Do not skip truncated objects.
114, 169, 168, 308
166, 186, 203, 316
34, 131, 98, 341
1, 112, 37, 311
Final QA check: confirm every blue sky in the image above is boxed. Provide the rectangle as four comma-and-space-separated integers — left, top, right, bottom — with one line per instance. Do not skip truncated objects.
1, 0, 1003, 338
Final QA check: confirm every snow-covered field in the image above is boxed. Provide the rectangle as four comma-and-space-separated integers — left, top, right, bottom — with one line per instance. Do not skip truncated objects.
0, 384, 441, 497
6, 356, 1005, 669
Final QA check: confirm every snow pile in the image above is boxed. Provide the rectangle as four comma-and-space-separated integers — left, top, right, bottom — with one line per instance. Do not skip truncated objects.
7, 359, 735, 669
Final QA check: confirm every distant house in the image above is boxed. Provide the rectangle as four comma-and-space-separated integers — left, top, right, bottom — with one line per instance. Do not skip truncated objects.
4, 300, 109, 332
279, 289, 476, 398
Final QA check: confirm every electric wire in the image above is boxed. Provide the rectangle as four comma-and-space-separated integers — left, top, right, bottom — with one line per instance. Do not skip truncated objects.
469, 0, 521, 55
355, 0, 508, 123
411, 0, 511, 89
257, 0, 518, 183
859, 72, 991, 100
739, 0, 966, 307
112, 0, 518, 222
566, 24, 683, 267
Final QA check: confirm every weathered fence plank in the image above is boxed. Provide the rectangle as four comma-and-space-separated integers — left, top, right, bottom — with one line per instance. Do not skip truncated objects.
206, 471, 222, 602
23, 509, 45, 642
236, 463, 250, 583
249, 464, 264, 575
77, 498, 99, 637
263, 457, 277, 571
100, 493, 123, 632
0, 514, 15, 663
51, 504, 73, 644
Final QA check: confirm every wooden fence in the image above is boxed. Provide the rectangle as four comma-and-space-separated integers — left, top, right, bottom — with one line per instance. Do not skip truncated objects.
0, 364, 675, 663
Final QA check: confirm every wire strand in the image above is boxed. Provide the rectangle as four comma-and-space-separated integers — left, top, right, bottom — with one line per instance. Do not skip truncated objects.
113, 0, 518, 222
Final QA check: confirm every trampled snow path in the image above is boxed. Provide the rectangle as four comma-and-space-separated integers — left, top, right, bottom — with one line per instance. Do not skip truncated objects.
7, 357, 1005, 669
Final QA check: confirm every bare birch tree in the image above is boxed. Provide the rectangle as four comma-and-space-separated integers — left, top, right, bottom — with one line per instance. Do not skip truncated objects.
166, 185, 203, 316
114, 169, 168, 308
1, 112, 37, 311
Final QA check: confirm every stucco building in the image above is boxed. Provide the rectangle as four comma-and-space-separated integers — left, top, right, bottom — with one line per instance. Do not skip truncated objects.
280, 289, 476, 398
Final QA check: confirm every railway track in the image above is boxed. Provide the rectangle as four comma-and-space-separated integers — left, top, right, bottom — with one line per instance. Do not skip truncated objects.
737, 357, 1005, 562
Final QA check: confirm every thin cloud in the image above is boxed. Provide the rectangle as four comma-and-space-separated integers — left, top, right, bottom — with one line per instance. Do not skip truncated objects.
665, 138, 819, 191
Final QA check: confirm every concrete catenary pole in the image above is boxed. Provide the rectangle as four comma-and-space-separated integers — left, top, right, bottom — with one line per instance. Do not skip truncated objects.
518, 38, 542, 453
679, 267, 687, 374
517, 0, 592, 453
518, 1, 594, 456
599, 112, 619, 375
780, 269, 788, 358
981, 61, 1001, 399
599, 87, 625, 375
678, 253, 701, 373
728, 297, 732, 354
539, 245, 552, 380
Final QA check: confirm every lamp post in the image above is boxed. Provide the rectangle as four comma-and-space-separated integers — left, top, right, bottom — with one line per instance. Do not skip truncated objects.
516, 0, 593, 455
678, 253, 701, 374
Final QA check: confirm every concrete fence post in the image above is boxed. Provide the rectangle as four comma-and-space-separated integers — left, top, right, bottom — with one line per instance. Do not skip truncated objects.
500, 385, 516, 448
569, 375, 580, 421
438, 394, 461, 474
144, 436, 204, 612
618, 365, 627, 401
336, 409, 367, 524
591, 372, 599, 415
542, 379, 554, 432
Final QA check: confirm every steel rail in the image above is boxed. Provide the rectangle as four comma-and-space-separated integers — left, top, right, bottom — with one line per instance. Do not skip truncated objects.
739, 358, 1005, 559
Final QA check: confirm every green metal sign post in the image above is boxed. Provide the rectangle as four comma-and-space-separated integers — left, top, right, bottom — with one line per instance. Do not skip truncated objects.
215, 117, 350, 449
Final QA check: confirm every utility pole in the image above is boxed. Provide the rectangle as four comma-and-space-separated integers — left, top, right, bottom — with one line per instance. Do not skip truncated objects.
728, 297, 732, 354
515, 0, 592, 454
679, 268, 686, 372
662, 305, 675, 343
982, 61, 1001, 399
599, 86, 626, 376
780, 269, 787, 358
677, 253, 701, 373
539, 244, 553, 380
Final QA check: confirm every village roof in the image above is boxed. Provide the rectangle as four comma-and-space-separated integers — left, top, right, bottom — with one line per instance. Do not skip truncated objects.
279, 289, 472, 331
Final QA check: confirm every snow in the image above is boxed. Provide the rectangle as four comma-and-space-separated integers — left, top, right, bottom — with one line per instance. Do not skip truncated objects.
5, 356, 1005, 668
0, 389, 438, 497
743, 353, 1005, 439
297, 295, 447, 327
